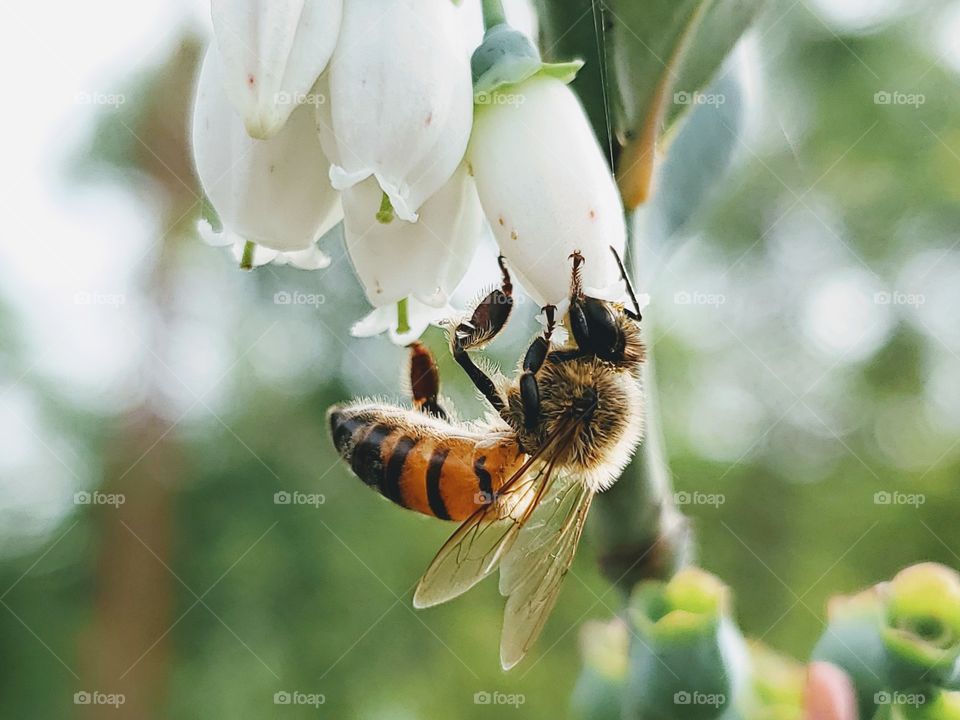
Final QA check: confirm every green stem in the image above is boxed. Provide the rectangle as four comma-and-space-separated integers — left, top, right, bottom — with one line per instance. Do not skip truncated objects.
591, 215, 692, 593
396, 298, 411, 336
376, 192, 395, 224
481, 0, 507, 29
240, 241, 256, 270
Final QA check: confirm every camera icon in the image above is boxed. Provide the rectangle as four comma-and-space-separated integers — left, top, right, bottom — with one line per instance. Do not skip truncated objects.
74, 491, 92, 505
475, 92, 491, 106
274, 491, 292, 505
874, 691, 892, 705
274, 291, 292, 305
274, 691, 292, 705
674, 91, 691, 105
674, 291, 692, 305
474, 691, 492, 705
874, 91, 892, 105
674, 691, 692, 705
674, 491, 691, 505
874, 491, 892, 505
74, 691, 91, 705
874, 291, 891, 305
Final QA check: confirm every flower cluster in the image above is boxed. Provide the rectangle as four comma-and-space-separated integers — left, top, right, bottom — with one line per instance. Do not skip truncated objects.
191, 0, 628, 342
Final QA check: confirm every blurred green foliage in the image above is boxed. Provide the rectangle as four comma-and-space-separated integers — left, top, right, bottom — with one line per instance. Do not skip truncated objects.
1, 2, 959, 718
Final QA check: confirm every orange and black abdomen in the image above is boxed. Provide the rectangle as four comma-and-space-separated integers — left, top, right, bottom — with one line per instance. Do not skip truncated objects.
328, 404, 523, 521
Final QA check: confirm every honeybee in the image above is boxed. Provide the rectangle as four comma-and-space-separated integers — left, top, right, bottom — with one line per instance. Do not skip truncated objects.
328, 249, 644, 669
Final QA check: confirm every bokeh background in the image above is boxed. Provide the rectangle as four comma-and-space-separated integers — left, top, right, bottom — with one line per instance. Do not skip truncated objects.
1, 0, 958, 717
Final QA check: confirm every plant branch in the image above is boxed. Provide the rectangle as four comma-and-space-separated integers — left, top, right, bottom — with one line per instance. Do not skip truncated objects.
481, 0, 507, 30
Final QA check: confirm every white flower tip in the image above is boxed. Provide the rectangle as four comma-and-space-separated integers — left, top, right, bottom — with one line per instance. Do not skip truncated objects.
283, 245, 333, 271
243, 112, 285, 140
381, 184, 418, 223
197, 218, 232, 247
329, 165, 372, 191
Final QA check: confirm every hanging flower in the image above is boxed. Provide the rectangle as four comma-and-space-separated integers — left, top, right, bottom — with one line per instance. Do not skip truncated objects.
316, 0, 473, 222
467, 27, 626, 307
192, 47, 342, 265
342, 162, 484, 343
210, 0, 343, 138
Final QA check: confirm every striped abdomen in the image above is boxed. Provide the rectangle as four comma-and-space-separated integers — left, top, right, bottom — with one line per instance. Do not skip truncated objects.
328, 404, 524, 521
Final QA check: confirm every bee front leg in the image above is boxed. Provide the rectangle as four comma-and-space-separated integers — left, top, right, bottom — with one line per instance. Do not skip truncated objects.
408, 341, 447, 420
451, 255, 514, 418
519, 305, 556, 430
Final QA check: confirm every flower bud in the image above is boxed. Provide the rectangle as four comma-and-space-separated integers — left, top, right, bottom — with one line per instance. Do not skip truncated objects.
468, 73, 627, 307
572, 619, 629, 720
192, 47, 342, 258
624, 568, 748, 720
211, 0, 342, 138
317, 0, 473, 222
812, 563, 960, 716
341, 163, 482, 310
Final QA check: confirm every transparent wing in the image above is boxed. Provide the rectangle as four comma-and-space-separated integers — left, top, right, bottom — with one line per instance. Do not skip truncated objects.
412, 452, 560, 609
497, 475, 595, 670
412, 421, 578, 610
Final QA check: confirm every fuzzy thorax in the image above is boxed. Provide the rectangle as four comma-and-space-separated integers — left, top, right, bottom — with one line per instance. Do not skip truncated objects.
506, 357, 644, 493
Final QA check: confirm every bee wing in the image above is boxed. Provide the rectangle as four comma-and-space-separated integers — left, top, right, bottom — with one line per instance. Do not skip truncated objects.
411, 452, 559, 609
412, 420, 578, 610
497, 475, 594, 670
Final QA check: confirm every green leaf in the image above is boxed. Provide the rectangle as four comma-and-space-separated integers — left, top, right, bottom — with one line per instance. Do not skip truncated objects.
649, 67, 744, 239
608, 0, 766, 208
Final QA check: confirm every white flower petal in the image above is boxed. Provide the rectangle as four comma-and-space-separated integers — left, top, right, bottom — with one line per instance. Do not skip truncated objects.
211, 0, 342, 138
341, 163, 483, 309
351, 299, 455, 345
317, 0, 473, 220
468, 75, 627, 307
192, 47, 343, 254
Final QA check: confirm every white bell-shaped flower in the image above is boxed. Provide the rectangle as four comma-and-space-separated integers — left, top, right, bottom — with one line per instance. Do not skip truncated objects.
192, 47, 342, 259
211, 0, 342, 138
468, 74, 627, 307
317, 0, 473, 222
342, 162, 483, 311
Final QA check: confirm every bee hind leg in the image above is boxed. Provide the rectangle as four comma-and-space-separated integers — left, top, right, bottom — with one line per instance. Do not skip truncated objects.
451, 255, 514, 418
408, 341, 448, 420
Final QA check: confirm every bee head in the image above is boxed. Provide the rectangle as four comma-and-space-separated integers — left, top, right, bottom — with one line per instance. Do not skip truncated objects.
570, 294, 644, 367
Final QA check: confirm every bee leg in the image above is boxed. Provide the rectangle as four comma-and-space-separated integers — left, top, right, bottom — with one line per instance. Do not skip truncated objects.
408, 341, 448, 420
519, 305, 556, 430
451, 255, 514, 417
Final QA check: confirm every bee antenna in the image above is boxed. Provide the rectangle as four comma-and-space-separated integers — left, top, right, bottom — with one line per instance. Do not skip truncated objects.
609, 245, 642, 321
